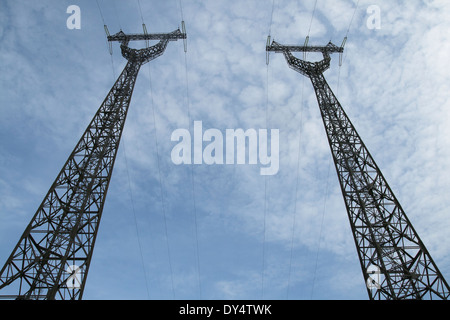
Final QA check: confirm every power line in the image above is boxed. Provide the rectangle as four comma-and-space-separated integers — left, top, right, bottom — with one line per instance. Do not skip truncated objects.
262, 69, 269, 300
109, 55, 116, 80
341, 0, 361, 66
262, 0, 278, 300
112, 0, 123, 31
146, 63, 176, 299
286, 75, 306, 299
307, 0, 318, 36
133, 1, 176, 299
95, 0, 106, 25
261, 175, 268, 299
310, 157, 331, 299
346, 0, 361, 37
94, 0, 115, 79
268, 0, 277, 36
176, 0, 202, 299
122, 142, 151, 300
282, 0, 318, 300
97, 0, 178, 299
136, 0, 145, 25
185, 42, 202, 301
95, 0, 152, 299
178, 0, 185, 21
281, 0, 356, 299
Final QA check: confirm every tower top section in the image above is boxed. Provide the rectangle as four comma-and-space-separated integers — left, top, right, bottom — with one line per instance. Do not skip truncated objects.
106, 23, 187, 64
265, 36, 346, 76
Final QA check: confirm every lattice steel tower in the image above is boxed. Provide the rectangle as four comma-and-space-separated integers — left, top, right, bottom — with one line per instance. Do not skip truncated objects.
0, 26, 186, 300
266, 38, 450, 300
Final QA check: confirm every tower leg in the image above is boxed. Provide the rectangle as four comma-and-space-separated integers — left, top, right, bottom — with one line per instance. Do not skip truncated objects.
0, 27, 186, 300
310, 71, 450, 300
267, 39, 450, 299
0, 60, 141, 300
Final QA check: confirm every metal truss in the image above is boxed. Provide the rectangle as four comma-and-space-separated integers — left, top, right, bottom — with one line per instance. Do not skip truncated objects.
267, 39, 450, 300
0, 27, 186, 300
108, 28, 186, 43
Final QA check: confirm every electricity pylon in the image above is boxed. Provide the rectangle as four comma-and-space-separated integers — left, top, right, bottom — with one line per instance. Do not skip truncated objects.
0, 26, 186, 300
266, 38, 450, 300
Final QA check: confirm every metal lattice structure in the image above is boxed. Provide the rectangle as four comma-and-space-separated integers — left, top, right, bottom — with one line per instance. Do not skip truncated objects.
267, 39, 450, 300
0, 27, 186, 300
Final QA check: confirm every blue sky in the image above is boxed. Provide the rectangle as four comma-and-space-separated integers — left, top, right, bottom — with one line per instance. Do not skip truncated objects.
1, 0, 450, 300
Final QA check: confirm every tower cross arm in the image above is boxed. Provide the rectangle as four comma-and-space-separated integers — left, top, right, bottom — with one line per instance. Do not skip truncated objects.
108, 28, 186, 44
109, 27, 187, 65
266, 40, 343, 54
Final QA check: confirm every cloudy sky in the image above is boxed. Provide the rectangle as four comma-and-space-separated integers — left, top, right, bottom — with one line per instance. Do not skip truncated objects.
1, 0, 450, 300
